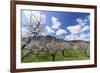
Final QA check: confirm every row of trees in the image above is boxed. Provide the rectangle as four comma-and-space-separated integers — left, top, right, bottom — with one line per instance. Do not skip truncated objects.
22, 36, 89, 61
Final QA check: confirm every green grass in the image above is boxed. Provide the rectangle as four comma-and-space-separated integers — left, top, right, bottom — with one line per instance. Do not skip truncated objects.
21, 49, 90, 63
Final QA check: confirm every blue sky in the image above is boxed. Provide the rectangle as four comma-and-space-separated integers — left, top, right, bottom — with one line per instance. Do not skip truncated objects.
21, 10, 90, 41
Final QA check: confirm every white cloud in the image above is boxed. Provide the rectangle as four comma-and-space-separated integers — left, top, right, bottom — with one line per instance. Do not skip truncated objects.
67, 25, 81, 34
51, 16, 61, 29
76, 15, 90, 27
65, 32, 90, 41
51, 16, 58, 23
56, 29, 67, 36
45, 26, 55, 34
78, 33, 90, 41
81, 25, 90, 32
66, 16, 90, 41
76, 18, 83, 24
65, 34, 78, 40
77, 33, 86, 40
67, 21, 89, 35
76, 18, 86, 27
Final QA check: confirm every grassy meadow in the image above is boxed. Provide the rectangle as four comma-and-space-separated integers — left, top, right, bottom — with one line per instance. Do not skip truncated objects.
21, 48, 90, 63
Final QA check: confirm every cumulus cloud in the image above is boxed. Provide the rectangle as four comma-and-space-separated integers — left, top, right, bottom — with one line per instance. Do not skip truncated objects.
78, 33, 90, 41
51, 16, 61, 29
65, 34, 78, 40
45, 26, 55, 34
66, 15, 90, 41
56, 29, 67, 36
76, 15, 90, 27
76, 18, 83, 24
65, 32, 90, 41
81, 25, 90, 32
67, 25, 81, 34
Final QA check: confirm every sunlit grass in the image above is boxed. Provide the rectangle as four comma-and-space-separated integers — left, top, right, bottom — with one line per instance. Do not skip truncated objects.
21, 49, 90, 63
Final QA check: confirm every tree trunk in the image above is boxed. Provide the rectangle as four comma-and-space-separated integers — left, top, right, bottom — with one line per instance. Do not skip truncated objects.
36, 51, 39, 58
52, 54, 55, 61
21, 38, 31, 50
62, 50, 65, 57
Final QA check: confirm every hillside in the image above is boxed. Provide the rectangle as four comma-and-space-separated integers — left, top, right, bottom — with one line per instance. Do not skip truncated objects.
21, 35, 90, 50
